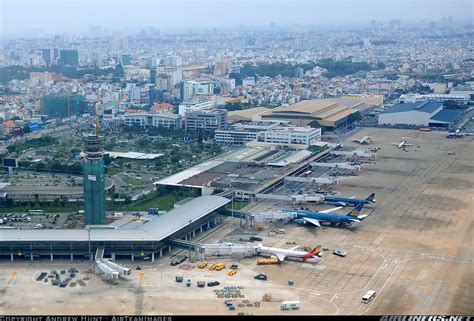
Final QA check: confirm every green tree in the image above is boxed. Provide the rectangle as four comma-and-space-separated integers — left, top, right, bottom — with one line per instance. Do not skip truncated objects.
229, 72, 243, 85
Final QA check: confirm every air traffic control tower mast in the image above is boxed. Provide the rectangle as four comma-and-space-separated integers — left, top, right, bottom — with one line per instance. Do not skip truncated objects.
82, 121, 105, 225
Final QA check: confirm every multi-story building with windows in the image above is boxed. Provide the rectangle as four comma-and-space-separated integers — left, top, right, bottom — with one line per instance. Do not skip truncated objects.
256, 127, 321, 145
183, 109, 227, 131
124, 113, 181, 129
178, 100, 214, 116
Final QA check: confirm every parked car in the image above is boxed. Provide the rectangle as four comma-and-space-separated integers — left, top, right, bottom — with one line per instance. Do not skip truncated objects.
249, 236, 263, 242
207, 281, 220, 287
254, 273, 268, 281
230, 264, 239, 270
333, 248, 347, 257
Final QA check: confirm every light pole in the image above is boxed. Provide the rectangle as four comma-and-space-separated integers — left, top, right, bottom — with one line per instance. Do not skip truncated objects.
231, 189, 234, 219
87, 227, 91, 262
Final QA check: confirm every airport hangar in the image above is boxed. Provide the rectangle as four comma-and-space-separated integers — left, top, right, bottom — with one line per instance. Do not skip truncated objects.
0, 195, 230, 262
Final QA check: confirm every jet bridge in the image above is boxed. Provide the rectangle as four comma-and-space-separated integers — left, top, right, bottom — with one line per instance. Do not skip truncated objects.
284, 176, 339, 185
196, 243, 258, 260
251, 211, 297, 222
254, 193, 294, 202
330, 150, 377, 158
311, 162, 361, 171
95, 261, 119, 280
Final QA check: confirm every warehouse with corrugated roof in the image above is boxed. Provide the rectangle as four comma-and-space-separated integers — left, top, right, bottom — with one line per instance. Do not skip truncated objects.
254, 99, 359, 129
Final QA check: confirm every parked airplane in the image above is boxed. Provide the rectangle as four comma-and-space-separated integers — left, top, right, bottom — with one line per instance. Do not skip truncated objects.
256, 244, 322, 262
392, 137, 413, 149
447, 129, 468, 138
324, 193, 376, 207
353, 136, 374, 145
283, 204, 367, 227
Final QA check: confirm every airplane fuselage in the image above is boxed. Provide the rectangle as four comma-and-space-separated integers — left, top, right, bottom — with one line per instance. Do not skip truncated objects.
289, 210, 361, 224
324, 195, 373, 205
257, 245, 310, 259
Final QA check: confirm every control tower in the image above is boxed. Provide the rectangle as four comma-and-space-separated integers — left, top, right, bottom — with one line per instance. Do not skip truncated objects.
82, 122, 105, 225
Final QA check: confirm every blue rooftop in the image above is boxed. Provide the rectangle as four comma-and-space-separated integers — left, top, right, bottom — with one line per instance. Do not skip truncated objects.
430, 109, 462, 123
381, 101, 442, 114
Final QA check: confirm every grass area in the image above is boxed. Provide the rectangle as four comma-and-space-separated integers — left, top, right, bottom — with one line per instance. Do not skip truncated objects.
109, 194, 181, 212
123, 178, 148, 186
109, 189, 199, 212
0, 193, 195, 214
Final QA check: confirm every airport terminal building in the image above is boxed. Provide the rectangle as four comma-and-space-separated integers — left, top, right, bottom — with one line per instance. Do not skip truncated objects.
0, 196, 230, 262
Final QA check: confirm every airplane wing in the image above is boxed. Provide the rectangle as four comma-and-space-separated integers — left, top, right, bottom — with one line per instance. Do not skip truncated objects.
271, 254, 287, 262
391, 143, 400, 145
319, 206, 343, 213
303, 217, 321, 227
404, 143, 413, 146
290, 246, 300, 251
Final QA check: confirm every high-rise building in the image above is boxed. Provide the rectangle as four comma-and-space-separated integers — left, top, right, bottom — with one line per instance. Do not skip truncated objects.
82, 130, 106, 225
214, 59, 228, 76
150, 69, 157, 84
121, 54, 132, 65
180, 80, 215, 101
111, 36, 129, 51
183, 109, 228, 131
163, 55, 182, 67
156, 66, 182, 86
156, 73, 173, 91
295, 67, 304, 78
42, 95, 84, 118
59, 49, 79, 67
39, 49, 52, 65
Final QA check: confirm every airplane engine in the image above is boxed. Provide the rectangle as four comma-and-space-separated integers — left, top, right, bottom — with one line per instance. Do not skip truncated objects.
293, 219, 306, 225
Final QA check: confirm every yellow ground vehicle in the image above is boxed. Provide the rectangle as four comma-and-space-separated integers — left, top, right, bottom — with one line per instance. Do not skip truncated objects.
227, 269, 237, 276
197, 261, 208, 269
214, 263, 226, 271
257, 258, 279, 265
208, 263, 225, 271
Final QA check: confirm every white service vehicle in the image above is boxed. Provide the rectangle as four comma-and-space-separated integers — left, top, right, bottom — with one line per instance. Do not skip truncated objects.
362, 290, 376, 303
281, 301, 300, 310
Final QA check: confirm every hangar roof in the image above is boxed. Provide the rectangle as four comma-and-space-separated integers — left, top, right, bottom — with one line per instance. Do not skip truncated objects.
430, 109, 462, 123
381, 101, 442, 114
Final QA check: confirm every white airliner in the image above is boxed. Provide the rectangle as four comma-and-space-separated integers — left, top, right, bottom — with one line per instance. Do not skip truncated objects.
256, 244, 322, 262
447, 129, 468, 138
353, 136, 374, 145
392, 137, 413, 149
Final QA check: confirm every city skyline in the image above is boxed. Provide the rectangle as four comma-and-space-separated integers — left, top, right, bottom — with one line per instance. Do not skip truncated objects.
1, 0, 472, 36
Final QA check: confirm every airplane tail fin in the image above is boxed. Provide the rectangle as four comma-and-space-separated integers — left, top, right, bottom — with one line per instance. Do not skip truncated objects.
347, 204, 364, 217
366, 193, 376, 203
304, 245, 322, 259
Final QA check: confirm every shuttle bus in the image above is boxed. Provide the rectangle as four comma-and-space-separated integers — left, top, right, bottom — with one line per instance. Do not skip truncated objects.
362, 290, 376, 303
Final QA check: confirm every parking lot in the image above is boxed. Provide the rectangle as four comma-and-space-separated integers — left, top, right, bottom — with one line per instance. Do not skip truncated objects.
0, 128, 473, 315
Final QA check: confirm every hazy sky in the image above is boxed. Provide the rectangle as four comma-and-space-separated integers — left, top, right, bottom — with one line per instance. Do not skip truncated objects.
1, 0, 472, 35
